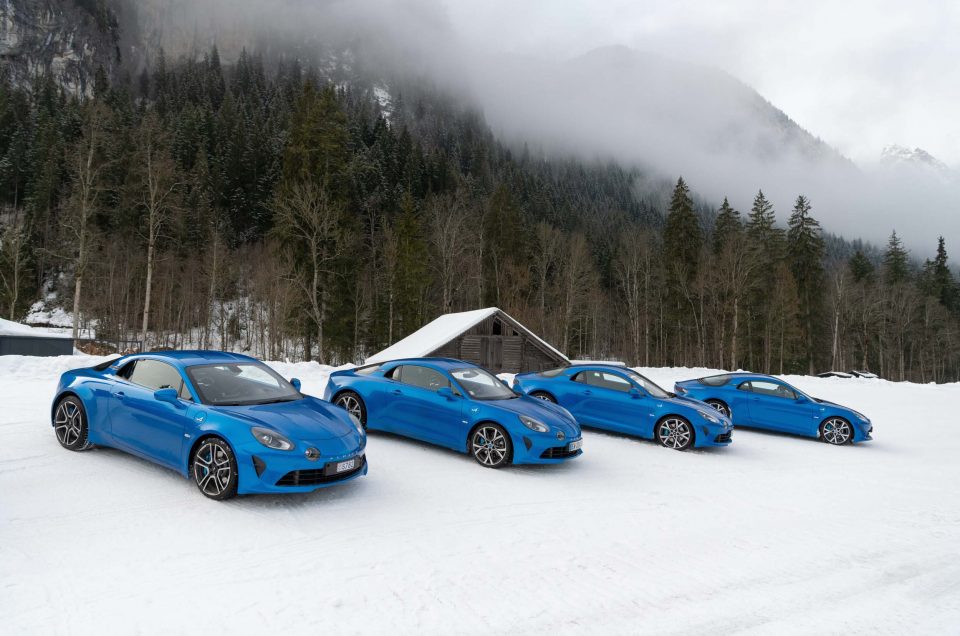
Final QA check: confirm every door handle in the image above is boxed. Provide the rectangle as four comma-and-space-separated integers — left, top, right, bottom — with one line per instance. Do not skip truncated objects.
114, 391, 126, 399
752, 397, 759, 401
392, 389, 403, 396
583, 390, 592, 395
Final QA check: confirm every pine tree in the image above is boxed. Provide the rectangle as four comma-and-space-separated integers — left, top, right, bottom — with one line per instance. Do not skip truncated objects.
929, 237, 958, 311
663, 177, 703, 282
883, 231, 909, 284
712, 196, 741, 255
786, 195, 825, 373
849, 250, 875, 283
393, 194, 431, 336
743, 189, 785, 372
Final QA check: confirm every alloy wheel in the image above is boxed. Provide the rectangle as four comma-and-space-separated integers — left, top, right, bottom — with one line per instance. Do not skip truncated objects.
54, 400, 83, 447
336, 394, 363, 422
821, 418, 852, 445
193, 440, 234, 497
472, 426, 509, 467
658, 417, 693, 450
706, 400, 730, 418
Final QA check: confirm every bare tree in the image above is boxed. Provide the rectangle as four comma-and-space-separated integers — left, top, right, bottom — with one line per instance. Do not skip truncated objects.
426, 193, 472, 312
136, 114, 180, 349
531, 222, 564, 333
559, 232, 595, 353
63, 103, 110, 339
272, 181, 346, 363
615, 228, 655, 366
0, 212, 30, 320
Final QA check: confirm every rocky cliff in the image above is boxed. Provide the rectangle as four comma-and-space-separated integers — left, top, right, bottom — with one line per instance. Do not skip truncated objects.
0, 0, 128, 94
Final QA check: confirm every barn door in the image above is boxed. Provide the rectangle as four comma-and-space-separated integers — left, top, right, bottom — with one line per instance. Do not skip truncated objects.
485, 337, 504, 371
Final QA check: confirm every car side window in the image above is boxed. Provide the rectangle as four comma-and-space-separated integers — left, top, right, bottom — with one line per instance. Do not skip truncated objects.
572, 371, 588, 384
737, 381, 753, 392
584, 370, 633, 393
129, 359, 187, 396
749, 380, 797, 399
395, 365, 450, 392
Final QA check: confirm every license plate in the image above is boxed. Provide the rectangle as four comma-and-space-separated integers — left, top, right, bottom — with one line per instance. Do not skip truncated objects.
567, 440, 583, 451
335, 459, 356, 473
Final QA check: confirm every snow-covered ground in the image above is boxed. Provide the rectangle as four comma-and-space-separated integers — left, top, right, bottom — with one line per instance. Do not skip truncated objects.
2, 356, 959, 634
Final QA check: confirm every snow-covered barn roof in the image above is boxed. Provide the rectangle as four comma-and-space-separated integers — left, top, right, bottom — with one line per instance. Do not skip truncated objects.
366, 308, 568, 364
0, 318, 72, 339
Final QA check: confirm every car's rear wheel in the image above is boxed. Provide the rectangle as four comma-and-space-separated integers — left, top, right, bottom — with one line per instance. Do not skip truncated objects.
820, 417, 852, 445
334, 391, 367, 428
705, 399, 730, 419
191, 437, 238, 500
53, 396, 92, 451
656, 416, 695, 450
470, 424, 512, 468
530, 391, 556, 403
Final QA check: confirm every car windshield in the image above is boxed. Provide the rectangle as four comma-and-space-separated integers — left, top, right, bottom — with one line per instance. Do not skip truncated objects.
186, 363, 302, 406
621, 369, 672, 398
451, 368, 517, 401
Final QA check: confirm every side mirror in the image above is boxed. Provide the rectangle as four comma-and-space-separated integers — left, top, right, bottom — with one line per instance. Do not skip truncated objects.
500, 378, 511, 387
629, 387, 644, 399
290, 378, 302, 392
154, 388, 180, 405
437, 387, 457, 400
795, 395, 809, 403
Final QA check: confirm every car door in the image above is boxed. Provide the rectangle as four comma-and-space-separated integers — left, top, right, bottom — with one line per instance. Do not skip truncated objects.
742, 380, 813, 433
389, 365, 463, 447
110, 359, 193, 468
573, 370, 650, 434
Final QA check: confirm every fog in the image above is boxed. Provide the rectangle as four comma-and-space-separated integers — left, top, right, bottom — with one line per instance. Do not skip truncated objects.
133, 0, 959, 255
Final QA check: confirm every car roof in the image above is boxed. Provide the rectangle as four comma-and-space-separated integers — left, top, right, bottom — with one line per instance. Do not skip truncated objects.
380, 357, 479, 371
127, 350, 259, 369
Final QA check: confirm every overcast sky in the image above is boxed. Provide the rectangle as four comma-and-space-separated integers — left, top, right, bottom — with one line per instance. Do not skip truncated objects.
442, 0, 960, 165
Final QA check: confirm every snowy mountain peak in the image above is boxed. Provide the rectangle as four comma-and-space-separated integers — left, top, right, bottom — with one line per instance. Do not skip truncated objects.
881, 145, 951, 173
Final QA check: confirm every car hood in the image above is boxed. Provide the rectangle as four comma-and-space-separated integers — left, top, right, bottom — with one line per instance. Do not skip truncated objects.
813, 397, 866, 419
214, 397, 356, 440
486, 396, 581, 436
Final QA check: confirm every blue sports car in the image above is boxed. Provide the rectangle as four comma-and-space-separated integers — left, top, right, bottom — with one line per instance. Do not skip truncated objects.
512, 364, 733, 450
324, 358, 583, 468
673, 373, 874, 445
52, 351, 367, 499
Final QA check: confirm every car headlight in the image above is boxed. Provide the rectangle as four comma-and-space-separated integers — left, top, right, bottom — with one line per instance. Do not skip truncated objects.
853, 411, 869, 422
519, 415, 550, 433
348, 413, 364, 434
251, 426, 294, 451
698, 411, 720, 424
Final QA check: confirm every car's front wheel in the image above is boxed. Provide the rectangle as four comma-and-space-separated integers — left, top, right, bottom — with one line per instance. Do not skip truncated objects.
53, 396, 92, 451
820, 417, 852, 445
656, 416, 695, 450
191, 437, 238, 500
530, 391, 556, 403
334, 391, 367, 428
470, 424, 512, 468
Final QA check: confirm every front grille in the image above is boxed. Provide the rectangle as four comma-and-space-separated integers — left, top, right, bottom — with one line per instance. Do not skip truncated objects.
540, 446, 581, 459
714, 431, 733, 443
276, 455, 365, 487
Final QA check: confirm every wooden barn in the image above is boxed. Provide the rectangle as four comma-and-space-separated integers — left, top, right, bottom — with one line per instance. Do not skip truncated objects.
366, 308, 568, 374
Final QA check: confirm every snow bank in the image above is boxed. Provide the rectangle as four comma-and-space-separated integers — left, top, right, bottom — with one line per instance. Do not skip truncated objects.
0, 317, 73, 338
2, 356, 959, 634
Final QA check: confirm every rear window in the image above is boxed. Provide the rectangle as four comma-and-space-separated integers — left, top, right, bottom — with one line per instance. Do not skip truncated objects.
539, 367, 569, 378
699, 374, 732, 386
354, 364, 382, 376
92, 357, 121, 372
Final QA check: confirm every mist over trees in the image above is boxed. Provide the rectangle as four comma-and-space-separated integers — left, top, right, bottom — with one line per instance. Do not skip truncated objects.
1, 48, 959, 381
